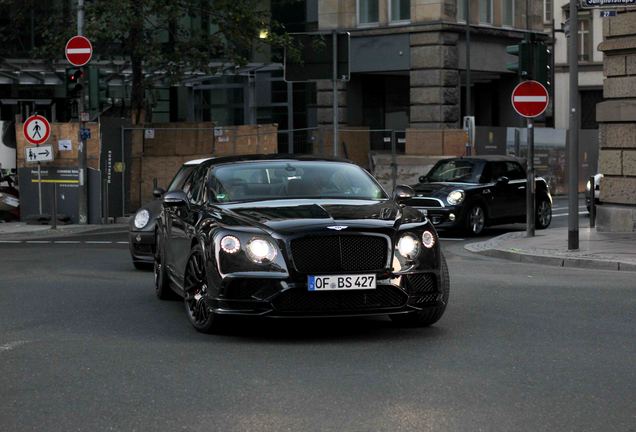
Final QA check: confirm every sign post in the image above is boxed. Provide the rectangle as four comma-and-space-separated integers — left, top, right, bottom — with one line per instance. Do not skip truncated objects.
511, 80, 549, 238
23, 114, 52, 215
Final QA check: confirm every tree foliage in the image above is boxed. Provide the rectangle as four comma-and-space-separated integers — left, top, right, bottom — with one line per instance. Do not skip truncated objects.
0, 0, 292, 124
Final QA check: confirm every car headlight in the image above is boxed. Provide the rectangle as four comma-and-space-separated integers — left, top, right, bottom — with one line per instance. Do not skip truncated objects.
422, 230, 435, 249
245, 238, 277, 263
447, 190, 465, 205
585, 180, 591, 192
133, 209, 150, 229
220, 235, 241, 254
397, 234, 420, 260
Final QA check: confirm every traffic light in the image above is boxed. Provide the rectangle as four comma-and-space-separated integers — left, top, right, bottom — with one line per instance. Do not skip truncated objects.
532, 42, 552, 89
66, 68, 84, 97
87, 66, 110, 116
506, 42, 532, 78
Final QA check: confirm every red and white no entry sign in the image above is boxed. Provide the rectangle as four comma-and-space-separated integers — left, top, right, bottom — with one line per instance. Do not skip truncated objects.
511, 80, 549, 118
65, 35, 93, 67
23, 115, 51, 145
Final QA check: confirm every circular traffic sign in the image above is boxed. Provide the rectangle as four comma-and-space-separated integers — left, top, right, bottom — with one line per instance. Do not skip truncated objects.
65, 35, 93, 67
511, 80, 549, 118
23, 115, 51, 145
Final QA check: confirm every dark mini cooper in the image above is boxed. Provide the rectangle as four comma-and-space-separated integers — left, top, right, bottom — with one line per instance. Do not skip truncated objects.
155, 155, 449, 333
406, 156, 552, 235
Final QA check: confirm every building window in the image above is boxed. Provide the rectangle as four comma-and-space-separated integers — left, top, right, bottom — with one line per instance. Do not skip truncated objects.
479, 0, 493, 24
544, 0, 552, 23
358, 0, 379, 25
457, 0, 466, 22
389, 0, 410, 23
578, 12, 592, 62
502, 0, 514, 27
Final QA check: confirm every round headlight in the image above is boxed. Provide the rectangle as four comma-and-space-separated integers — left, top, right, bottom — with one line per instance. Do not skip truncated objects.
246, 238, 277, 263
220, 235, 241, 254
585, 180, 591, 192
397, 234, 420, 260
422, 230, 435, 249
447, 190, 465, 205
133, 209, 150, 229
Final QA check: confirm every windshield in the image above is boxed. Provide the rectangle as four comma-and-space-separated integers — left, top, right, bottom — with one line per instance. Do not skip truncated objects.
425, 159, 481, 183
208, 161, 387, 203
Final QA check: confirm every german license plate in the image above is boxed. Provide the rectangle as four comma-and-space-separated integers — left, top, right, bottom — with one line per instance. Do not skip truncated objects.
308, 274, 376, 291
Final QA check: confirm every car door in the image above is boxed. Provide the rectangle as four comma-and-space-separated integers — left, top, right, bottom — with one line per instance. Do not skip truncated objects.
484, 161, 514, 219
170, 165, 208, 281
505, 161, 527, 218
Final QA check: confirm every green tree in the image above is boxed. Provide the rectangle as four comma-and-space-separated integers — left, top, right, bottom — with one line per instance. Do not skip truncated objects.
0, 0, 291, 124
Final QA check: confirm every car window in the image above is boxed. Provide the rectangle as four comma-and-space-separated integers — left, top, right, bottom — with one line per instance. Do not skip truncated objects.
207, 161, 387, 203
186, 166, 208, 204
426, 160, 481, 183
167, 165, 195, 192
506, 162, 525, 180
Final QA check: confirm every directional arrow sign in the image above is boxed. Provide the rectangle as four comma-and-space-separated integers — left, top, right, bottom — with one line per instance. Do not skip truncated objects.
25, 144, 54, 163
65, 35, 93, 67
511, 80, 549, 118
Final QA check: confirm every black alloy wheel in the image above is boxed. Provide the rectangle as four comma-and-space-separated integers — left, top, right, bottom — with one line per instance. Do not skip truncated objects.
465, 204, 486, 235
536, 198, 552, 229
391, 253, 450, 327
184, 245, 219, 333
154, 232, 178, 300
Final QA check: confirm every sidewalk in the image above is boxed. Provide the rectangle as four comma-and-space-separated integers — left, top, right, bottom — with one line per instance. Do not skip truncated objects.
466, 228, 636, 272
0, 222, 128, 240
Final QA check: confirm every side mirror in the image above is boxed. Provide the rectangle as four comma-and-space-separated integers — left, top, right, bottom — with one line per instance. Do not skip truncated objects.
496, 176, 509, 186
393, 185, 415, 204
418, 175, 427, 183
153, 187, 166, 198
162, 190, 188, 208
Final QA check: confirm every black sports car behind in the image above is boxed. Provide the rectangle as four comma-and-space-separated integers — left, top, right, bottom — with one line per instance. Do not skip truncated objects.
406, 156, 552, 235
155, 155, 450, 333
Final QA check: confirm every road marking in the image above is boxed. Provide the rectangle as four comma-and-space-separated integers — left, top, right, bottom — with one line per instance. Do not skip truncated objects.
0, 240, 22, 243
53, 241, 81, 244
553, 211, 588, 218
26, 240, 51, 244
0, 340, 29, 353
85, 241, 114, 244
116, 241, 129, 244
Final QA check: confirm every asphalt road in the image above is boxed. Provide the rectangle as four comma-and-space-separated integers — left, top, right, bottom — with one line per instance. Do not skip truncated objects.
1, 200, 634, 432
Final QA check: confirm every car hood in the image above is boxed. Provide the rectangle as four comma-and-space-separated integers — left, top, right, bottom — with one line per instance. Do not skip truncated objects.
216, 199, 424, 234
411, 182, 474, 198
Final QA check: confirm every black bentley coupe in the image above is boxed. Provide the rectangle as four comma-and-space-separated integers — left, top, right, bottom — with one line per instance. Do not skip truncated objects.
406, 156, 552, 235
154, 155, 449, 333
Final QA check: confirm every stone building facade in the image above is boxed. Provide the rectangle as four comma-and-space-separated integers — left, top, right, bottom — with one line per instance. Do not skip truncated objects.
596, 10, 636, 232
316, 0, 545, 132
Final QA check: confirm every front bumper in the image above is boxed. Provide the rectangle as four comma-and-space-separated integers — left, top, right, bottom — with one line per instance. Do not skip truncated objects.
413, 206, 464, 230
204, 271, 444, 318
128, 230, 155, 263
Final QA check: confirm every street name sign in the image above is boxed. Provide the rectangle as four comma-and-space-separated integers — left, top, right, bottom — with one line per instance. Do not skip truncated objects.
23, 115, 51, 145
25, 144, 54, 163
580, 0, 636, 8
65, 36, 93, 67
511, 80, 549, 118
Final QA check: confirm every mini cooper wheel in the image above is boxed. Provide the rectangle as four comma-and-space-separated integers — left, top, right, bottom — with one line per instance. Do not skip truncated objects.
154, 232, 177, 300
391, 253, 450, 327
536, 198, 552, 229
465, 204, 486, 235
184, 245, 219, 333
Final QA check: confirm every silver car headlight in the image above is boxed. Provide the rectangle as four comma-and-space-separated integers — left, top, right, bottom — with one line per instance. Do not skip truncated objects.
397, 233, 420, 260
245, 238, 277, 263
585, 180, 591, 192
133, 209, 150, 229
447, 190, 465, 205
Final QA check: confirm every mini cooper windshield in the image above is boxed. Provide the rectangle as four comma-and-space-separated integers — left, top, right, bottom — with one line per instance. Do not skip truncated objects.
426, 159, 481, 183
209, 161, 388, 202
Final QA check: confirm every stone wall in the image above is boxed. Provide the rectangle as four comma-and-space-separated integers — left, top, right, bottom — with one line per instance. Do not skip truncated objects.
595, 11, 636, 232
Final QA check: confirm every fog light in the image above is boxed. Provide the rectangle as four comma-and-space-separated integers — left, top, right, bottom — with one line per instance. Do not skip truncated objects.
449, 213, 456, 221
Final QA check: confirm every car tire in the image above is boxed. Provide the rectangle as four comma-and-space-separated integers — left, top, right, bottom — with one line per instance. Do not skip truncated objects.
154, 232, 178, 300
391, 253, 450, 327
183, 244, 222, 334
536, 198, 552, 229
465, 204, 486, 235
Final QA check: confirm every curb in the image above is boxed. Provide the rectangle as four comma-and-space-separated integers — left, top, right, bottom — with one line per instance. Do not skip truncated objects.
465, 233, 636, 273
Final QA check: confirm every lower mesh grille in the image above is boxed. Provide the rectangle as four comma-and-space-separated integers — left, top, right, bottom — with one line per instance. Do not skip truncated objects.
272, 285, 407, 313
404, 273, 436, 295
